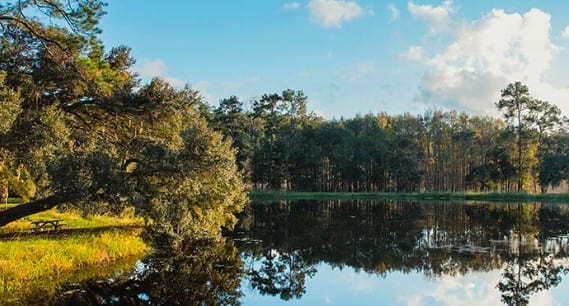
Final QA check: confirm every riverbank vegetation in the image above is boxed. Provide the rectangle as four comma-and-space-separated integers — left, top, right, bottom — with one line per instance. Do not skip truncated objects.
250, 190, 569, 203
0, 209, 148, 305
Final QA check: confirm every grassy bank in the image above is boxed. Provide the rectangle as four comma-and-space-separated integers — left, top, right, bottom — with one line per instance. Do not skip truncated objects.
0, 208, 149, 305
249, 190, 569, 203
0, 208, 144, 234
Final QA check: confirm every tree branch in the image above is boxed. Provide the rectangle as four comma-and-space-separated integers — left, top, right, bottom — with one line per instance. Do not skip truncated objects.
0, 195, 65, 227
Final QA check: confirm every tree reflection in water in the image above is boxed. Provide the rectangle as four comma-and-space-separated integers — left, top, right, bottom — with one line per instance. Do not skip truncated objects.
497, 203, 569, 306
246, 249, 316, 300
58, 240, 243, 305
56, 200, 569, 306
235, 200, 569, 305
498, 254, 567, 306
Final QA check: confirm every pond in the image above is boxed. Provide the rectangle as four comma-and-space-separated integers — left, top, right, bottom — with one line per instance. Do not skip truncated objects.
56, 199, 569, 305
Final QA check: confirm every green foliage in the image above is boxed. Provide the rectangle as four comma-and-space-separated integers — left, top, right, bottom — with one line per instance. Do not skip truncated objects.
0, 72, 22, 134
210, 96, 251, 171
496, 82, 565, 191
0, 1, 248, 247
206, 83, 567, 194
135, 118, 247, 245
48, 151, 128, 214
0, 0, 134, 107
11, 104, 72, 196
0, 153, 36, 202
539, 133, 569, 191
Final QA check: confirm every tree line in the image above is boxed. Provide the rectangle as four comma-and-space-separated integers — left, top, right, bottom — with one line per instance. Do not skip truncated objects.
204, 86, 569, 193
1, 0, 568, 246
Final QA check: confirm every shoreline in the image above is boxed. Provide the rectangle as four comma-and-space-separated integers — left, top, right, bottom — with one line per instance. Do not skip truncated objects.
0, 210, 150, 305
249, 190, 569, 203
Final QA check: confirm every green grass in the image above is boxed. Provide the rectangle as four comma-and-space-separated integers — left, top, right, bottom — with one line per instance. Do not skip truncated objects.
0, 208, 150, 305
249, 190, 569, 203
0, 198, 21, 212
0, 207, 144, 234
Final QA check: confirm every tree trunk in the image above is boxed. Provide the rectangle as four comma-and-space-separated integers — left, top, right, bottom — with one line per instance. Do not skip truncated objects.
0, 196, 62, 227
517, 104, 523, 192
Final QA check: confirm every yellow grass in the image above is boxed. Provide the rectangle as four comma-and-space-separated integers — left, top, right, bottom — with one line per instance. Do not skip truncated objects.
0, 208, 150, 305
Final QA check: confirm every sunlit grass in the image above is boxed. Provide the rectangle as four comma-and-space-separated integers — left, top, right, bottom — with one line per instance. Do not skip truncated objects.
0, 229, 149, 304
1, 207, 144, 234
0, 208, 150, 305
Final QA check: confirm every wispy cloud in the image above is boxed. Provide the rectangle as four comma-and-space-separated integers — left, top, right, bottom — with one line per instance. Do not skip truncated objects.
344, 63, 376, 81
563, 26, 569, 39
308, 0, 364, 28
402, 45, 423, 61
387, 4, 400, 23
134, 58, 185, 87
192, 81, 213, 102
283, 2, 301, 10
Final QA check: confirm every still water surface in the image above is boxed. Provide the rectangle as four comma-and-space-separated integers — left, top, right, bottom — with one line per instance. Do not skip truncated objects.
59, 200, 569, 305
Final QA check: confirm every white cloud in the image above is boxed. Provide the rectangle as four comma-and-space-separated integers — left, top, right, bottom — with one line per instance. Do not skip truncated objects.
283, 2, 301, 10
404, 45, 424, 61
345, 63, 376, 81
408, 8, 569, 116
408, 0, 453, 33
388, 4, 400, 23
134, 59, 185, 87
563, 26, 569, 39
308, 0, 364, 28
192, 81, 213, 102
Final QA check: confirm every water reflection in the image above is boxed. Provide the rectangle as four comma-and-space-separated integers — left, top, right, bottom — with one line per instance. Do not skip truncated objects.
245, 249, 317, 300
496, 203, 569, 306
55, 200, 569, 305
58, 241, 243, 305
498, 254, 567, 306
234, 200, 569, 305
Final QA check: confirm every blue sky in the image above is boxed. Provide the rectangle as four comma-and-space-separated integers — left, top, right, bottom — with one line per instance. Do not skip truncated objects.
99, 1, 569, 118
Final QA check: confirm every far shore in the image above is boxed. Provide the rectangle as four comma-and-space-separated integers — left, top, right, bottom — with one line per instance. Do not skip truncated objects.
249, 190, 569, 203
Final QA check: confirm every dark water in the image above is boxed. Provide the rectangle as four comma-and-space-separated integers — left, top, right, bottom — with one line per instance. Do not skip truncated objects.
58, 200, 569, 305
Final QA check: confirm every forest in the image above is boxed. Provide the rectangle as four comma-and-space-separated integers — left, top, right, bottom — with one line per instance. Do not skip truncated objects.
3, 2, 569, 305
204, 86, 569, 194
1, 0, 569, 245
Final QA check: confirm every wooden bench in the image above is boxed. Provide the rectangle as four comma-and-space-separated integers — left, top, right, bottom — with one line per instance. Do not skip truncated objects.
31, 219, 65, 233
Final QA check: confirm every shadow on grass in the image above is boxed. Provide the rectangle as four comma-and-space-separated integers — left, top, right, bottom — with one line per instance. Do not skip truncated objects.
0, 224, 145, 240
